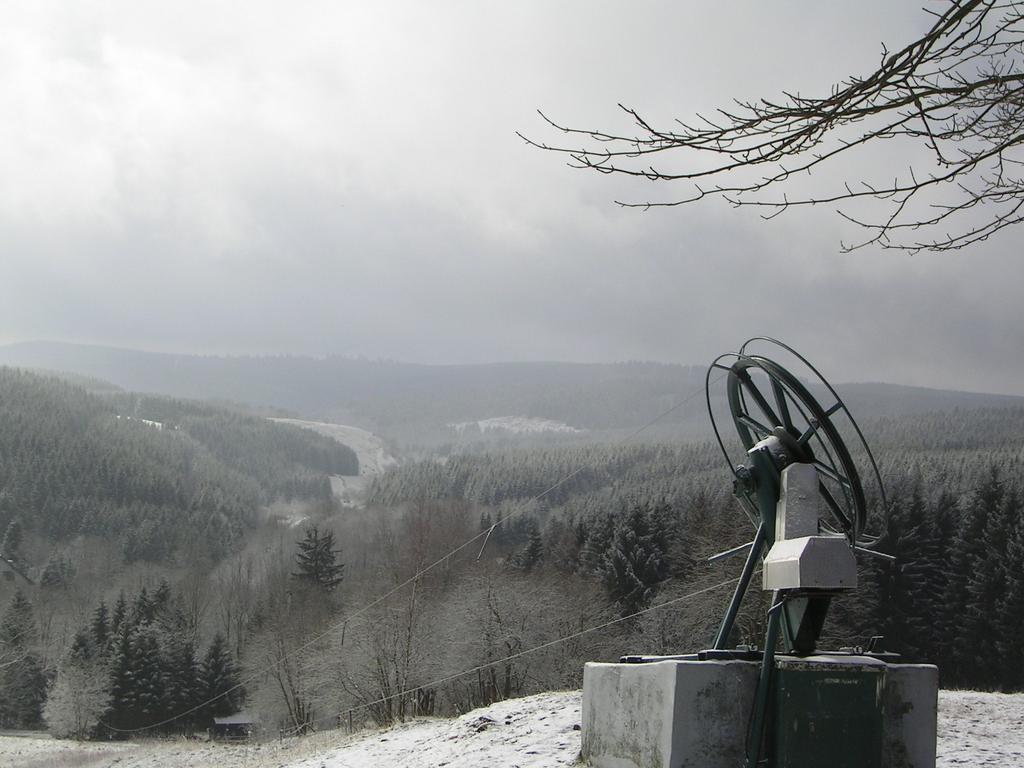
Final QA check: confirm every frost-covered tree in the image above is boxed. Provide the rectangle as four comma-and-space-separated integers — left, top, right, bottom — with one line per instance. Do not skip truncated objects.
44, 631, 108, 739
602, 503, 669, 618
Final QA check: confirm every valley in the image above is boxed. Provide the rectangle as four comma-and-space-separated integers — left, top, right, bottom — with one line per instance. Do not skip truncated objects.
1, 344, 1023, 761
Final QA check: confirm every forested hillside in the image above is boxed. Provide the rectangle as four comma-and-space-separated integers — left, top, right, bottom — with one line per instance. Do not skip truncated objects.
3, 361, 1023, 743
364, 405, 1024, 692
369, 406, 1024, 513
0, 367, 358, 563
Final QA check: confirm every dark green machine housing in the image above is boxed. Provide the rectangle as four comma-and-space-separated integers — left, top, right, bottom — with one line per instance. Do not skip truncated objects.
772, 657, 885, 768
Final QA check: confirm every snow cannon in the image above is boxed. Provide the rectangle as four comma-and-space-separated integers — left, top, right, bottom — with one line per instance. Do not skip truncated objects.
581, 338, 938, 768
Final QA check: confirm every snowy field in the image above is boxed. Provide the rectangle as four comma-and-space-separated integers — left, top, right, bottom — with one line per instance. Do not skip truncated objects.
1, 688, 1022, 768
449, 415, 582, 436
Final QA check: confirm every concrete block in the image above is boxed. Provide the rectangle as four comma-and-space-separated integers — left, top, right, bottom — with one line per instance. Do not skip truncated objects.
581, 659, 758, 768
883, 664, 938, 768
582, 658, 938, 768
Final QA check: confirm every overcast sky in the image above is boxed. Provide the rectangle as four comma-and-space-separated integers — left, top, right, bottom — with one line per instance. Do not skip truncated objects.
1, 1, 1021, 395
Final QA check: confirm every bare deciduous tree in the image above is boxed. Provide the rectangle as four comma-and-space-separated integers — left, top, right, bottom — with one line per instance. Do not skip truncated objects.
214, 553, 260, 660
248, 542, 337, 735
524, 0, 1024, 253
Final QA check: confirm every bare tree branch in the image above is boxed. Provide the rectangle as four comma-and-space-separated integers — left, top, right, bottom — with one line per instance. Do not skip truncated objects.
522, 0, 1024, 253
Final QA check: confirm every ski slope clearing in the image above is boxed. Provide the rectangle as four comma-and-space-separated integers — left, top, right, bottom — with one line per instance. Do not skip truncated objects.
271, 419, 396, 476
1, 688, 1021, 767
271, 418, 397, 506
449, 415, 582, 435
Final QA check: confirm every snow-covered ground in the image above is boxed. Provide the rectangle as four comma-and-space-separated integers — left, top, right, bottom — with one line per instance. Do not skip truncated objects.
270, 418, 398, 507
936, 690, 1024, 766
2, 688, 1022, 768
449, 415, 582, 436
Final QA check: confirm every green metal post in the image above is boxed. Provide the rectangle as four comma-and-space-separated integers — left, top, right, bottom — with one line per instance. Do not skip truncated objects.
744, 445, 784, 766
747, 592, 786, 768
714, 522, 766, 649
713, 445, 779, 650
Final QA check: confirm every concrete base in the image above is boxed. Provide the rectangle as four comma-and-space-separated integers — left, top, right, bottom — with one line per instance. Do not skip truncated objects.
884, 664, 939, 767
582, 659, 757, 768
581, 657, 937, 768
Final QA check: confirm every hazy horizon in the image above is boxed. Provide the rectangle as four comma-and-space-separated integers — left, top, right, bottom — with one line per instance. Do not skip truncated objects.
5, 337, 1024, 399
2, 2, 1021, 396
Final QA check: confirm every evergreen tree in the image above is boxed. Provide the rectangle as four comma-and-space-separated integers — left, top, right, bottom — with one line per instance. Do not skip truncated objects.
0, 650, 45, 728
153, 579, 172, 613
949, 468, 1004, 687
91, 601, 110, 652
964, 478, 1012, 690
579, 512, 615, 576
929, 489, 960, 671
129, 626, 166, 727
201, 633, 244, 720
110, 592, 128, 637
0, 590, 45, 728
0, 589, 36, 649
997, 489, 1024, 690
871, 487, 940, 662
602, 503, 669, 618
1, 517, 23, 564
292, 525, 344, 590
105, 622, 138, 732
132, 587, 154, 626
650, 501, 690, 579
511, 518, 544, 571
162, 636, 200, 734
40, 553, 74, 589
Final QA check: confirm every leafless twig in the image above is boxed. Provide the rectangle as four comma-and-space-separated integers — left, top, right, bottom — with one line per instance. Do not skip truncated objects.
522, 1, 1024, 253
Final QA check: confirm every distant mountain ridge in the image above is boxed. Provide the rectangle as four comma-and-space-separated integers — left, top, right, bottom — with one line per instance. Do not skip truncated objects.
2, 340, 1021, 447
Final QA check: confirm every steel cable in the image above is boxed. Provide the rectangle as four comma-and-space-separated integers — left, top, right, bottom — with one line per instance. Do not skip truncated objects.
98, 374, 725, 735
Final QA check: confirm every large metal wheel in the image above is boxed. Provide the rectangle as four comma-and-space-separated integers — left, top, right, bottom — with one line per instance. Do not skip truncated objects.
706, 338, 884, 547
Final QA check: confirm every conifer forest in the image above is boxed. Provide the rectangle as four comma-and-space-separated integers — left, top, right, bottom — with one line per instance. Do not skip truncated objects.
1, 362, 1023, 738
4, 2, 1024, 765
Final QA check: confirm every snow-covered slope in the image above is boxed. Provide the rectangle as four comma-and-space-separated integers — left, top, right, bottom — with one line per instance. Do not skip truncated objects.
293, 692, 579, 768
448, 416, 582, 436
292, 688, 1024, 768
270, 418, 397, 507
271, 419, 396, 476
1, 689, 1022, 767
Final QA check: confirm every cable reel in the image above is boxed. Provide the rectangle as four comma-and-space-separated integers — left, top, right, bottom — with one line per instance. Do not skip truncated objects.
707, 337, 885, 551
705, 338, 889, 767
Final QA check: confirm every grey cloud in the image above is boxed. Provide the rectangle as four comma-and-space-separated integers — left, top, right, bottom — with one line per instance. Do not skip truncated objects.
0, 1, 1020, 395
